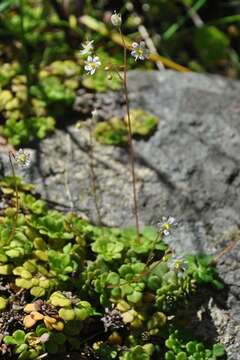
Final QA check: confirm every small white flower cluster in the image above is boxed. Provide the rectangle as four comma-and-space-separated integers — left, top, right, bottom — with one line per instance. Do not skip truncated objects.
80, 12, 149, 75
80, 40, 101, 76
131, 41, 149, 61
110, 10, 148, 62
14, 148, 31, 168
157, 216, 177, 237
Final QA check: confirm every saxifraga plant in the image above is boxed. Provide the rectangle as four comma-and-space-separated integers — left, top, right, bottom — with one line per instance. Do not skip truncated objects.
80, 12, 150, 241
1, 8, 236, 360
0, 175, 229, 360
6, 149, 31, 244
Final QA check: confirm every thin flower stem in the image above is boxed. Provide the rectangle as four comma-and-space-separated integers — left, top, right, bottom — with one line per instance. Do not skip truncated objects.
119, 28, 140, 241
88, 119, 102, 226
107, 233, 167, 289
109, 63, 124, 81
8, 152, 19, 242
113, 69, 123, 82
213, 238, 239, 264
144, 233, 161, 268
107, 247, 169, 289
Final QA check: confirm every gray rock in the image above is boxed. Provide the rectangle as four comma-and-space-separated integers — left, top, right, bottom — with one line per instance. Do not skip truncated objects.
1, 70, 240, 358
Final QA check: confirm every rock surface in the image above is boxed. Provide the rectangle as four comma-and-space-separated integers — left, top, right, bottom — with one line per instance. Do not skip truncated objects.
1, 70, 240, 359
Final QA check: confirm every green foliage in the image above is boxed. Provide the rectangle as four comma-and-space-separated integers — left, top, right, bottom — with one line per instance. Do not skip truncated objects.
48, 245, 79, 281
0, 0, 81, 145
82, 67, 122, 92
2, 116, 55, 146
165, 330, 225, 359
194, 26, 230, 68
92, 262, 146, 305
0, 218, 33, 262
31, 210, 74, 240
0, 178, 225, 359
82, 48, 122, 92
120, 345, 153, 360
31, 76, 75, 106
0, 296, 8, 310
4, 329, 45, 359
94, 109, 159, 145
13, 260, 56, 297
4, 330, 26, 346
0, 0, 240, 146
92, 235, 124, 261
44, 332, 66, 354
147, 311, 167, 334
0, 176, 35, 193
49, 291, 95, 321
20, 193, 47, 215
94, 117, 128, 145
0, 63, 19, 87
186, 255, 224, 289
155, 268, 194, 312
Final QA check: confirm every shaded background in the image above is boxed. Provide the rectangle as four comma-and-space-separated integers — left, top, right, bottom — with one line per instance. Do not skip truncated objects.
0, 0, 240, 77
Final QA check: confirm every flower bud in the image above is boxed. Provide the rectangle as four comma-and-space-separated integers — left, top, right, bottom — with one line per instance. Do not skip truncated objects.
111, 11, 122, 27
91, 109, 99, 119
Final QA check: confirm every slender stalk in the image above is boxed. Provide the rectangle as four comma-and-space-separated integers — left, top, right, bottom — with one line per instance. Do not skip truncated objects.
119, 28, 140, 241
213, 238, 239, 264
8, 152, 19, 242
88, 119, 102, 226
108, 243, 170, 289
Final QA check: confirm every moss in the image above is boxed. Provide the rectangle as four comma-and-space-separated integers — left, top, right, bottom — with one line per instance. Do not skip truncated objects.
94, 117, 127, 145
94, 109, 159, 145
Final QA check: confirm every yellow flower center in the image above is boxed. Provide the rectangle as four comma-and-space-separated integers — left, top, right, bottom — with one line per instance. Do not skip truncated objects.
137, 49, 143, 56
18, 154, 26, 163
174, 261, 181, 270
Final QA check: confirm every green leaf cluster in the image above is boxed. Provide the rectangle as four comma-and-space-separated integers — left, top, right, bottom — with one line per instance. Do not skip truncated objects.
0, 177, 225, 359
165, 330, 225, 359
194, 26, 230, 68
120, 344, 154, 360
94, 109, 159, 145
49, 291, 95, 321
155, 268, 194, 312
186, 255, 224, 289
4, 327, 48, 360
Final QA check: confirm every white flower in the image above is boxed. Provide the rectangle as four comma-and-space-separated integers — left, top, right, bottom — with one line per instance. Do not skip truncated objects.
84, 56, 101, 75
91, 109, 99, 119
157, 216, 177, 236
111, 11, 122, 27
14, 148, 31, 168
168, 254, 188, 273
131, 41, 149, 61
80, 40, 94, 56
